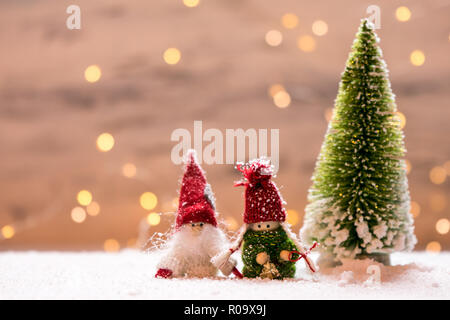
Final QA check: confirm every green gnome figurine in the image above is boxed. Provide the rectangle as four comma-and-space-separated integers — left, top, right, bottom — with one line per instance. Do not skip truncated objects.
212, 158, 317, 279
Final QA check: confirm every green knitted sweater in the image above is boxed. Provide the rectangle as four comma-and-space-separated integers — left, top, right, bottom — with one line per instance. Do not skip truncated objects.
242, 227, 298, 279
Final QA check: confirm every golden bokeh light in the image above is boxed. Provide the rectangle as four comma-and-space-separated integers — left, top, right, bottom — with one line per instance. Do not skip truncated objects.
426, 241, 441, 253
225, 217, 238, 231
77, 190, 92, 206
84, 64, 102, 83
96, 133, 115, 152
84, 65, 102, 83
312, 20, 328, 36
71, 207, 87, 223
395, 111, 406, 129
281, 13, 298, 29
405, 159, 412, 174
183, 0, 200, 8
410, 50, 425, 66
140, 192, 158, 210
430, 193, 447, 212
265, 30, 283, 47
297, 35, 316, 52
429, 166, 447, 185
396, 6, 411, 22
122, 163, 137, 178
410, 201, 420, 218
268, 84, 285, 97
287, 209, 299, 226
1, 225, 15, 239
273, 90, 291, 108
86, 201, 100, 216
436, 219, 450, 235
147, 212, 161, 226
163, 48, 181, 65
104, 239, 120, 252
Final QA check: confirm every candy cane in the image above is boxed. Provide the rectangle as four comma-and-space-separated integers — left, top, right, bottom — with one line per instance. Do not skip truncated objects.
288, 242, 318, 272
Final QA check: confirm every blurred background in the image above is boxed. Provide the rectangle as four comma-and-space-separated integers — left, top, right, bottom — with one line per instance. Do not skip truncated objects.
0, 0, 448, 252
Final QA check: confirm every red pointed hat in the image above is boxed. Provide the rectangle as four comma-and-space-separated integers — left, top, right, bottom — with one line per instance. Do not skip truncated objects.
235, 158, 286, 224
176, 149, 217, 229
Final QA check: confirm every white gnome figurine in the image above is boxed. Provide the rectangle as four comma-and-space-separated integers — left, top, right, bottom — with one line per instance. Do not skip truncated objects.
155, 150, 237, 279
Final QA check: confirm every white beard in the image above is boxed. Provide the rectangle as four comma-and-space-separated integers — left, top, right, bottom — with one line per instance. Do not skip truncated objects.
157, 224, 229, 278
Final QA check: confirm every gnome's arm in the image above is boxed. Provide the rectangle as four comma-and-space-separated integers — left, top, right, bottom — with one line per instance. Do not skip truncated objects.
211, 225, 247, 276
206, 228, 237, 276
281, 223, 317, 272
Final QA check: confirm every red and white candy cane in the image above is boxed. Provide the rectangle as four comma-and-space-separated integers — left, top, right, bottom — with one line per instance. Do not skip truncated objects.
288, 242, 318, 272
232, 267, 244, 279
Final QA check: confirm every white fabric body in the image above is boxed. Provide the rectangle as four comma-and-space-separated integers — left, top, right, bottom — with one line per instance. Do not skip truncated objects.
157, 223, 235, 277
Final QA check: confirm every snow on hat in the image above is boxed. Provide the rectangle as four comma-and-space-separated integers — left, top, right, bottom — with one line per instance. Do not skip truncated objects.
235, 158, 286, 223
176, 149, 217, 229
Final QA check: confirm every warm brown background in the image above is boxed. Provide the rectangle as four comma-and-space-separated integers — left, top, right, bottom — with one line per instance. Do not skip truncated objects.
0, 0, 449, 250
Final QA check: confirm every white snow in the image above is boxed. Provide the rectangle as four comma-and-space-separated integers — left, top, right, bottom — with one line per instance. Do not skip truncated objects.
0, 251, 448, 299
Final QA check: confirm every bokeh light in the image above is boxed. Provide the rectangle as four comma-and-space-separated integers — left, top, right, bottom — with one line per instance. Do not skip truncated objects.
268, 84, 285, 97
96, 133, 115, 152
396, 6, 411, 22
183, 0, 199, 8
436, 219, 450, 235
163, 48, 181, 65
405, 159, 412, 174
395, 111, 406, 129
225, 217, 238, 231
147, 213, 161, 226
281, 13, 298, 29
410, 50, 425, 66
71, 207, 87, 223
84, 65, 102, 83
273, 90, 291, 108
286, 209, 299, 226
1, 225, 15, 239
312, 20, 328, 36
77, 190, 92, 206
410, 201, 420, 218
429, 166, 447, 184
265, 30, 283, 47
122, 163, 137, 178
86, 201, 100, 216
140, 192, 158, 210
104, 239, 120, 252
426, 241, 441, 253
297, 35, 316, 52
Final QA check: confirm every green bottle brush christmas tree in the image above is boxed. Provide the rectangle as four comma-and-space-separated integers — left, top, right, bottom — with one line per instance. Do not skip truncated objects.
301, 19, 416, 265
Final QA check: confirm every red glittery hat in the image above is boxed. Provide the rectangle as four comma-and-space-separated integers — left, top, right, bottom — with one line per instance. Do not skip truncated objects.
235, 158, 286, 224
176, 149, 217, 229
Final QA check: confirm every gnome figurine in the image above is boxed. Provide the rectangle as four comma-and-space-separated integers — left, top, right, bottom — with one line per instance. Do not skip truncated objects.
212, 158, 317, 279
155, 150, 237, 279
